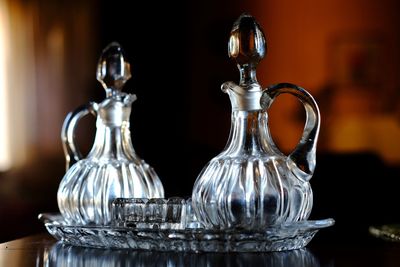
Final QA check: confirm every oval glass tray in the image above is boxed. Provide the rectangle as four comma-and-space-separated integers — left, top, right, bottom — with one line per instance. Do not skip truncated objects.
39, 213, 334, 253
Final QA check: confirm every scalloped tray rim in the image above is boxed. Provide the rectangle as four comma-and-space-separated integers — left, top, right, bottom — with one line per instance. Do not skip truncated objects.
39, 212, 335, 234
39, 213, 334, 252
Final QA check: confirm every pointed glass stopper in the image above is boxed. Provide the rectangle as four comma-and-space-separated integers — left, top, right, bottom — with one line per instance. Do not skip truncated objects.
96, 42, 131, 97
228, 13, 266, 87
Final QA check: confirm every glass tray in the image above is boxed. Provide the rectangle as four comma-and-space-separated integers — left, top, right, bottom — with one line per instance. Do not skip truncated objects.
39, 213, 334, 252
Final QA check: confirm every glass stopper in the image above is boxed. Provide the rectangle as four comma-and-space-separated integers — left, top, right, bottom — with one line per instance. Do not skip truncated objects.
228, 13, 266, 87
96, 42, 132, 97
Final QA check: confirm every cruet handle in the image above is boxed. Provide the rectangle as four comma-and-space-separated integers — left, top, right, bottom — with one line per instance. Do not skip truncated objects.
261, 83, 320, 179
61, 102, 98, 170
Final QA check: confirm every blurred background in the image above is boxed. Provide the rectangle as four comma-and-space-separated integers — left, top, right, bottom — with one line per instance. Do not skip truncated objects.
0, 0, 400, 245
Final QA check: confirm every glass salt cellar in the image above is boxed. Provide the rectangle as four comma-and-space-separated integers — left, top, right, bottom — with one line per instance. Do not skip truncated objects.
192, 14, 321, 230
57, 42, 164, 225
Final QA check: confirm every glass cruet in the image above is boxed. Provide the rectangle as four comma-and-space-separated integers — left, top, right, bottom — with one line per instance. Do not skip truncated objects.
191, 14, 321, 230
57, 42, 164, 225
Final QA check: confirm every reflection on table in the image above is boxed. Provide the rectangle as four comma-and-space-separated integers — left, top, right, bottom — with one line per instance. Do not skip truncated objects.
3, 233, 400, 267
44, 242, 320, 267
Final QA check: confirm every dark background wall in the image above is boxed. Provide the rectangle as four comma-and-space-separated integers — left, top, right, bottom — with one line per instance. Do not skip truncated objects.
94, 0, 257, 198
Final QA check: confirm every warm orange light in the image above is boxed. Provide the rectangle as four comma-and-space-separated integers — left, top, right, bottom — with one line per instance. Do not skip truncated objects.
0, 1, 11, 171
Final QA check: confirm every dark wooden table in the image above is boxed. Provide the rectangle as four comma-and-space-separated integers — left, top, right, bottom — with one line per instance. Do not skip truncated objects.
1, 231, 400, 267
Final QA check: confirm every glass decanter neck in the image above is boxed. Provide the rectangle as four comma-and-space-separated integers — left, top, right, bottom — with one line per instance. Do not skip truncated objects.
87, 117, 137, 161
87, 96, 139, 162
222, 110, 278, 158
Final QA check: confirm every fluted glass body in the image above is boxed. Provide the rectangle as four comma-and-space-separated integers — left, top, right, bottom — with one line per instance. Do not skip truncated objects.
57, 96, 164, 225
192, 109, 313, 229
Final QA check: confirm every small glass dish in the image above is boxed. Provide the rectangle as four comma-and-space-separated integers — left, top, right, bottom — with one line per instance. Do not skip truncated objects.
111, 197, 201, 229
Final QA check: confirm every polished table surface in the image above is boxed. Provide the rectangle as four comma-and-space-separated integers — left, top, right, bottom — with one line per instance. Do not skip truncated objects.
1, 231, 400, 267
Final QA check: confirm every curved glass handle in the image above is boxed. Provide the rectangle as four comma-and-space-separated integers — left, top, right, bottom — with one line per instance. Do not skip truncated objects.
61, 102, 98, 170
261, 83, 320, 179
